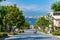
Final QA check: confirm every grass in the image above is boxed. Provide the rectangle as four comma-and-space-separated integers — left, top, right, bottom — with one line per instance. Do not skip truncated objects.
52, 31, 60, 36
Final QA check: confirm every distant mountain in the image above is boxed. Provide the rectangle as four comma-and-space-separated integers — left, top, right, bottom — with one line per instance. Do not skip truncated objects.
23, 11, 48, 16
25, 18, 37, 25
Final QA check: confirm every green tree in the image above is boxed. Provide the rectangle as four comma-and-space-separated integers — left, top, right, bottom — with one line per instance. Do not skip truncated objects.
51, 1, 60, 11
0, 6, 7, 32
0, 4, 25, 32
24, 21, 30, 29
0, 0, 6, 1
34, 25, 38, 30
0, 0, 6, 32
47, 13, 53, 25
35, 16, 50, 31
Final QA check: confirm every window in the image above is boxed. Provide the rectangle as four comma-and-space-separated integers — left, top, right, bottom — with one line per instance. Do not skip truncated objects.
53, 13, 60, 15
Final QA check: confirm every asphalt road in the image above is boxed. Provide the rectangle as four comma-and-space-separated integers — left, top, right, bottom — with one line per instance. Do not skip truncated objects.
5, 29, 60, 40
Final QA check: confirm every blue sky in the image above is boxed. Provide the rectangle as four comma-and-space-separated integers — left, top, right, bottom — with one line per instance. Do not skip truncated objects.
0, 0, 60, 16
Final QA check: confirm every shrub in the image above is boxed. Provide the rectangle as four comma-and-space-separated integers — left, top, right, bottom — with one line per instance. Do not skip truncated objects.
9, 32, 17, 35
9, 30, 24, 35
0, 25, 3, 32
19, 30, 24, 33
52, 31, 60, 36
0, 32, 8, 38
15, 31, 19, 34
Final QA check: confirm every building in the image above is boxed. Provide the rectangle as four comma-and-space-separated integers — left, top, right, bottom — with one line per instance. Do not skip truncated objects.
50, 11, 60, 31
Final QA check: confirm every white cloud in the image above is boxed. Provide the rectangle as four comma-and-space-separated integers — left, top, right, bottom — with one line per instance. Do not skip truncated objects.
0, 1, 50, 12
0, 1, 16, 6
18, 4, 40, 11
1, 0, 60, 12
18, 4, 50, 12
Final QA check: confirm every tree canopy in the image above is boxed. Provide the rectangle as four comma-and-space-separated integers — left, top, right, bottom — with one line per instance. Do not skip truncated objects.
24, 21, 30, 29
51, 1, 60, 11
0, 4, 25, 32
35, 16, 51, 30
0, 0, 6, 2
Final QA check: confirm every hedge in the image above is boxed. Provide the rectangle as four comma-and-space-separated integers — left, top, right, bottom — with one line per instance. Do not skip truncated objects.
0, 32, 8, 38
52, 31, 60, 36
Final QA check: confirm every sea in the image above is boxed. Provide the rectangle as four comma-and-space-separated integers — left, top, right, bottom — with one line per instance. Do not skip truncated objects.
25, 18, 37, 25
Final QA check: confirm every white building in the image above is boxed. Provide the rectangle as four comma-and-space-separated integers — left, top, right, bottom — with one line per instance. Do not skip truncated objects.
50, 11, 60, 28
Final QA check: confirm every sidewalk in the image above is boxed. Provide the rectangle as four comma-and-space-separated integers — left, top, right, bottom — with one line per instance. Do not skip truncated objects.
55, 36, 60, 38
47, 33, 60, 38
39, 31, 60, 38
